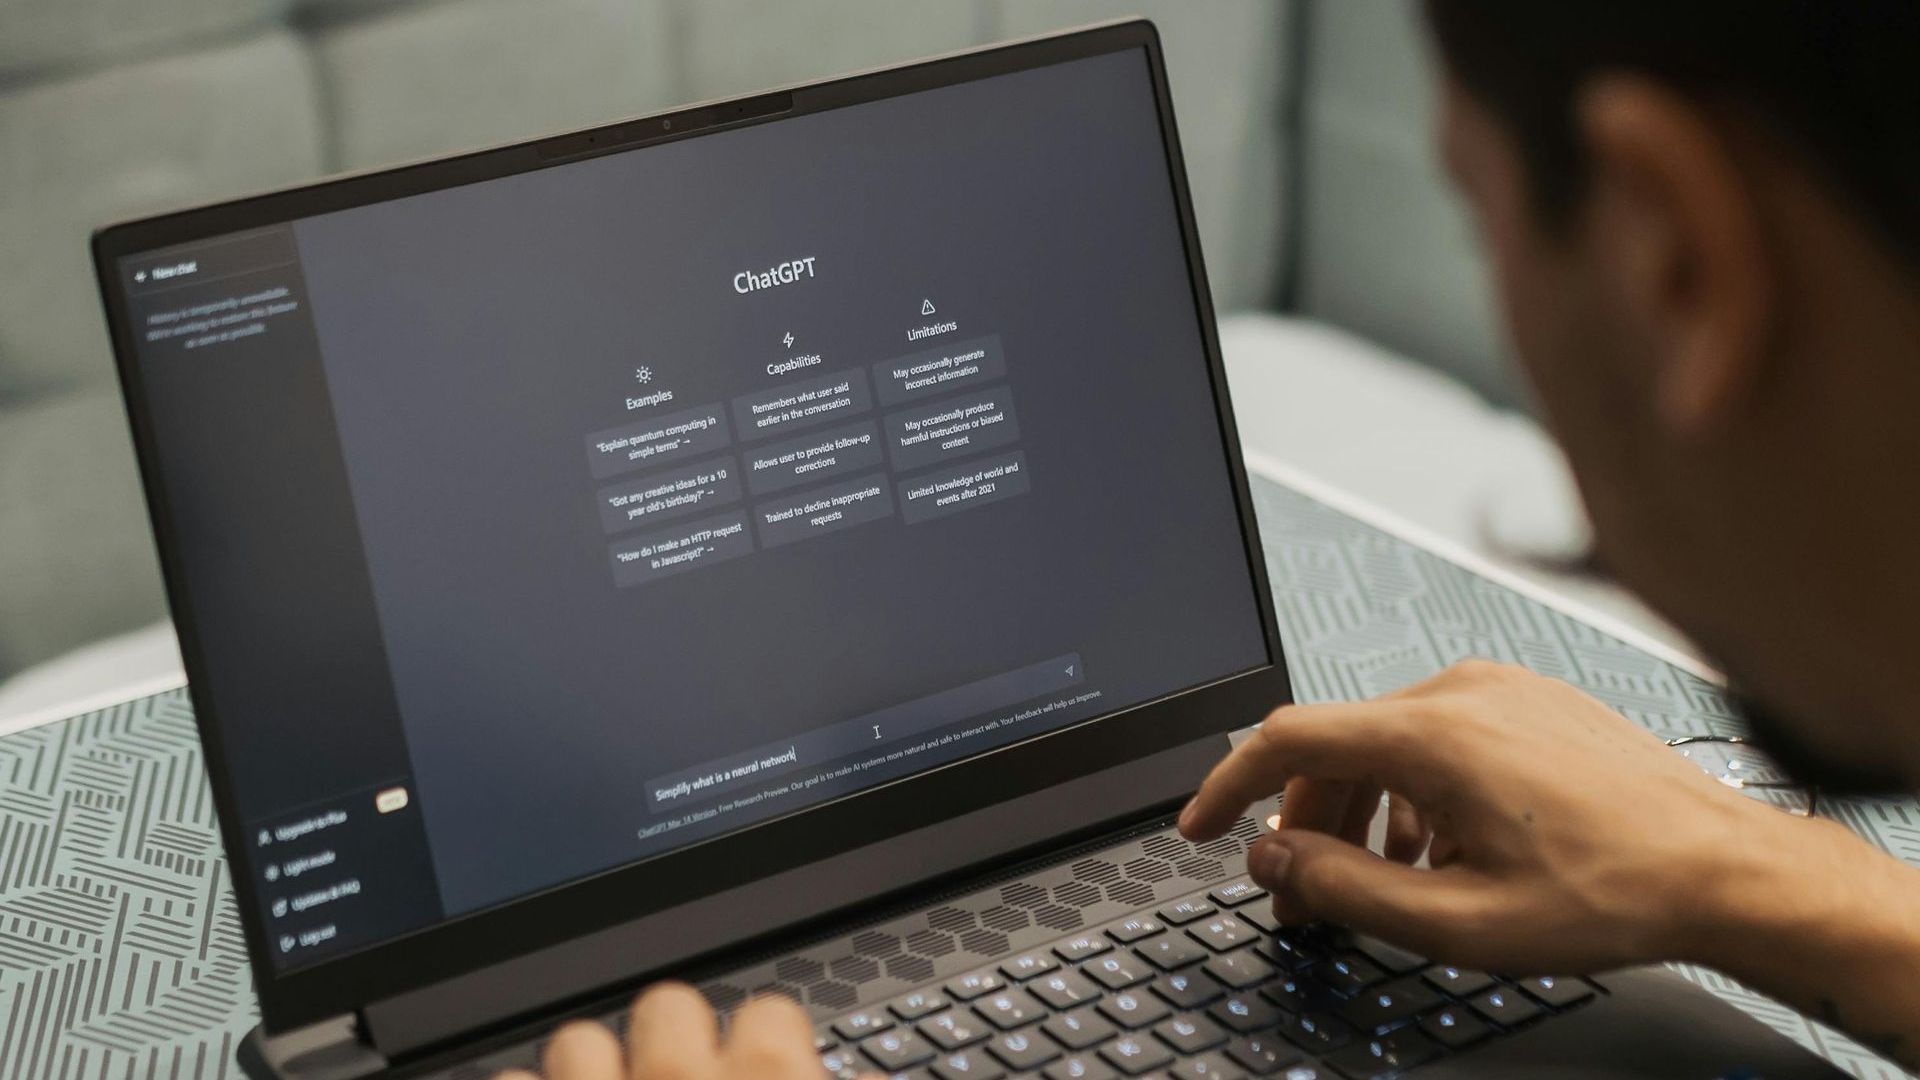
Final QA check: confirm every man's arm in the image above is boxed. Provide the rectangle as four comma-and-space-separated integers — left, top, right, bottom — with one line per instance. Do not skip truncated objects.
1699, 813, 1920, 1067
1179, 660, 1920, 1069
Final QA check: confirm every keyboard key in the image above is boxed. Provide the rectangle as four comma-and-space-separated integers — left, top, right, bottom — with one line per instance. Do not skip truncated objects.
1515, 975, 1595, 1009
1151, 971, 1225, 1010
1235, 905, 1284, 934
1189, 916, 1256, 952
821, 1048, 863, 1079
1002, 952, 1060, 981
1057, 935, 1113, 962
1159, 898, 1217, 925
1309, 955, 1386, 996
1332, 977, 1444, 1034
948, 971, 1007, 1001
1032, 970, 1104, 1010
1468, 987, 1543, 1028
1344, 935, 1426, 975
1098, 990, 1171, 1029
921, 1010, 991, 1050
1203, 950, 1277, 990
893, 990, 951, 1020
1136, 932, 1209, 970
1107, 916, 1165, 944
1101, 1035, 1174, 1075
1420, 965, 1493, 998
1257, 975, 1313, 1013
1225, 1033, 1302, 1076
1254, 933, 1326, 972
1044, 1006, 1119, 1050
987, 1028, 1061, 1071
1168, 1052, 1242, 1080
975, 988, 1046, 1030
1045, 1054, 1119, 1080
1084, 953, 1152, 990
1276, 1012, 1352, 1054
1293, 924, 1346, 946
1154, 1014, 1229, 1055
1416, 1005, 1491, 1049
814, 1032, 838, 1052
1208, 994, 1284, 1033
836, 1010, 895, 1040
865, 1029, 938, 1071
932, 1048, 1006, 1080
1209, 880, 1268, 908
1322, 1030, 1441, 1080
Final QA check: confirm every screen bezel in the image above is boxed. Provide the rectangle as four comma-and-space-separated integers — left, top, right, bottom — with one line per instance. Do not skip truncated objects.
92, 20, 1291, 1034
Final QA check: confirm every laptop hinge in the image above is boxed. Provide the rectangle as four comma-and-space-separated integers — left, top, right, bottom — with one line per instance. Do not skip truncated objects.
238, 1015, 387, 1080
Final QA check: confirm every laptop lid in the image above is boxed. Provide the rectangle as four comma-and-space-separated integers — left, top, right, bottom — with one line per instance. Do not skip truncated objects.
92, 21, 1289, 1036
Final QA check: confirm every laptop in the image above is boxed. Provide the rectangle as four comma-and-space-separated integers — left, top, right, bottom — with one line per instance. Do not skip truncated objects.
92, 21, 1846, 1080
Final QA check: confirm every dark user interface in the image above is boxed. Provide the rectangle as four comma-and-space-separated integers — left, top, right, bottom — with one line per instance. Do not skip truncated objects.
116, 49, 1268, 970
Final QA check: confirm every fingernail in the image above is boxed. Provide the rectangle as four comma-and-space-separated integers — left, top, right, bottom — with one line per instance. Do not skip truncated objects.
1177, 797, 1198, 833
1247, 840, 1293, 887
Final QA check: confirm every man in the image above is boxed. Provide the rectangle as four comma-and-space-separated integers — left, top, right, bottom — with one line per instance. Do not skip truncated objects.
506, 3, 1920, 1076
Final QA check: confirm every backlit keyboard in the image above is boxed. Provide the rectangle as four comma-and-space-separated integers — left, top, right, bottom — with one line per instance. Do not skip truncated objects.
809, 879, 1600, 1080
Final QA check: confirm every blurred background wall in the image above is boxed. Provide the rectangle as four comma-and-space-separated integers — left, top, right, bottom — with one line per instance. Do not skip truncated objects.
0, 0, 1506, 684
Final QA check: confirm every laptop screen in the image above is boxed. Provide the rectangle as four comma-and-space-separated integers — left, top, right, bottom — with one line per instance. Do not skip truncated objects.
110, 46, 1268, 972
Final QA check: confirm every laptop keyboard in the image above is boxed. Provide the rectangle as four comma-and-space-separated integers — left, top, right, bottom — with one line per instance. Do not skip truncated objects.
422, 822, 1601, 1080
809, 879, 1601, 1080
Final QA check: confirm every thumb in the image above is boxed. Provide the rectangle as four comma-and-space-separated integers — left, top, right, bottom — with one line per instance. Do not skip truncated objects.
1248, 831, 1492, 958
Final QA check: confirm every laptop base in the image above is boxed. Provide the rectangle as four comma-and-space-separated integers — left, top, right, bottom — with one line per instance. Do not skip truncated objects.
241, 814, 1846, 1080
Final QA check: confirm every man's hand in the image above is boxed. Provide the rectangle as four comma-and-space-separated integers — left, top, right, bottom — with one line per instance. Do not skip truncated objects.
1179, 659, 1785, 974
1180, 660, 1920, 1066
497, 984, 830, 1080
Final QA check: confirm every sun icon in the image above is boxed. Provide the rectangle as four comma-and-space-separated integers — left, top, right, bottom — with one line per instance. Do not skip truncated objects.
633, 365, 653, 384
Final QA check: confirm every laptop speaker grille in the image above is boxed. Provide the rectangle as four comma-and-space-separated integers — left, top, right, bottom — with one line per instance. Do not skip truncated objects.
696, 815, 1263, 1018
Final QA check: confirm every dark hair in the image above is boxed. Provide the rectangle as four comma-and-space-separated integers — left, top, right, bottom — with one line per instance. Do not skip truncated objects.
1423, 1, 1920, 270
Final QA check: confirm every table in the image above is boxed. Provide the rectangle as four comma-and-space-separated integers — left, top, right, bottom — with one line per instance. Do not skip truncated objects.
3, 475, 1915, 1079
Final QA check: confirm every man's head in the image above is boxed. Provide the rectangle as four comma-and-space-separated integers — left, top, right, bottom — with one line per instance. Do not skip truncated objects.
1423, 1, 1920, 788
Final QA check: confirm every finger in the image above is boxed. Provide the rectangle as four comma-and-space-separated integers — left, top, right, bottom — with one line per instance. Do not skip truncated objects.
1337, 784, 1384, 849
1428, 831, 1462, 868
628, 983, 720, 1080
544, 1022, 625, 1080
1269, 777, 1364, 923
1181, 702, 1448, 841
1274, 777, 1358, 838
723, 994, 816, 1076
1253, 829, 1496, 960
1384, 792, 1430, 864
493, 1071, 543, 1080
1259, 787, 1383, 923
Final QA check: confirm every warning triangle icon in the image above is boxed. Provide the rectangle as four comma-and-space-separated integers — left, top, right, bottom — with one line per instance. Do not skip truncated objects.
921, 298, 937, 316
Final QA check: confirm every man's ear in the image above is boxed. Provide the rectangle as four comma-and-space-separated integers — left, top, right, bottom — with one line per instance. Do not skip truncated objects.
1577, 77, 1776, 440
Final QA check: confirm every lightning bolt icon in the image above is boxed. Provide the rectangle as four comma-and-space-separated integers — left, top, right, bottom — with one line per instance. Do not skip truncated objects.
782, 332, 795, 348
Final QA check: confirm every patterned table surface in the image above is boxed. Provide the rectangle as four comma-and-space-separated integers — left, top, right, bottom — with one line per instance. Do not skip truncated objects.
2, 474, 1915, 1080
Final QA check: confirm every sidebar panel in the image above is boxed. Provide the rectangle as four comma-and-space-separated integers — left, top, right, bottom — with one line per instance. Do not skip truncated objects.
121, 227, 444, 968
